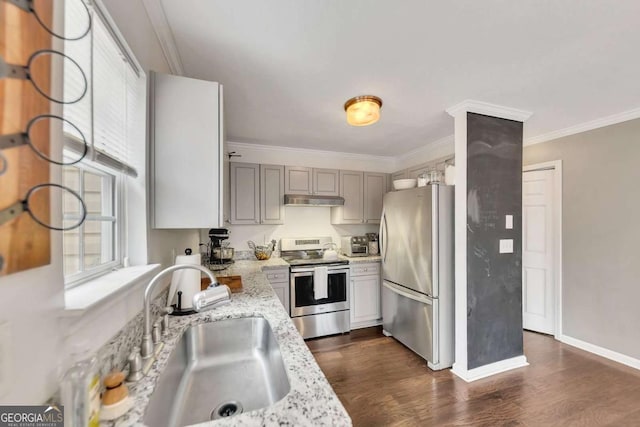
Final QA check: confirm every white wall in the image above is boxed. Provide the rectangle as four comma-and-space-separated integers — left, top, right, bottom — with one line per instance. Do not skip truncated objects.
203, 207, 378, 253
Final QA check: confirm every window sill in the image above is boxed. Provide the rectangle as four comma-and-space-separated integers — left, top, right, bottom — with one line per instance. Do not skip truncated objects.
63, 264, 161, 315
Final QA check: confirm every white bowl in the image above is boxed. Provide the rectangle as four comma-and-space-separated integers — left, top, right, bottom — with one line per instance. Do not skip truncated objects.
393, 179, 417, 190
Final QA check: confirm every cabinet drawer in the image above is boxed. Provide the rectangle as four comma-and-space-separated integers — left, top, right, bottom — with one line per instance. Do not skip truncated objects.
266, 270, 289, 283
350, 263, 380, 277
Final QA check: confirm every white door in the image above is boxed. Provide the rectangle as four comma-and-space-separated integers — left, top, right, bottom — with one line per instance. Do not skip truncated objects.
523, 169, 555, 334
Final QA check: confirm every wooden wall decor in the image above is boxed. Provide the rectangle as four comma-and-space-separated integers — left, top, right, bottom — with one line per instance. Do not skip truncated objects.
0, 1, 53, 275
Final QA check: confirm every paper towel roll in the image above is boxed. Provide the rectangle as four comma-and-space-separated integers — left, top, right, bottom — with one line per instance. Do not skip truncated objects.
167, 253, 202, 310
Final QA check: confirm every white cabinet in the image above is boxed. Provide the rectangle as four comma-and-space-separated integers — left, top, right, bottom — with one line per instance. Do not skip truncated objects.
363, 172, 386, 224
313, 168, 340, 196
229, 162, 260, 224
285, 166, 340, 196
260, 164, 285, 224
264, 268, 290, 314
150, 72, 224, 228
350, 262, 381, 329
229, 163, 285, 225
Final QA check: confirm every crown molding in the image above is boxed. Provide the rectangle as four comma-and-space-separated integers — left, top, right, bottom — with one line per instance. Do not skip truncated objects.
395, 134, 454, 164
524, 106, 640, 146
141, 0, 184, 75
446, 99, 533, 122
227, 141, 393, 162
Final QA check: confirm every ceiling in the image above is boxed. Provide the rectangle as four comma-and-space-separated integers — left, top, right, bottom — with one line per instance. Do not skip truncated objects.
158, 0, 640, 156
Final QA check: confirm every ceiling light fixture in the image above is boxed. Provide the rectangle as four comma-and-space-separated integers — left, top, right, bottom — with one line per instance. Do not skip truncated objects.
344, 95, 382, 126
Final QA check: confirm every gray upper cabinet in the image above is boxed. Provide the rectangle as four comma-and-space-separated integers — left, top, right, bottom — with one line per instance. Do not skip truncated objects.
229, 163, 260, 224
364, 173, 386, 224
229, 163, 285, 225
312, 168, 340, 196
150, 72, 224, 229
284, 166, 313, 195
331, 171, 364, 224
260, 164, 285, 225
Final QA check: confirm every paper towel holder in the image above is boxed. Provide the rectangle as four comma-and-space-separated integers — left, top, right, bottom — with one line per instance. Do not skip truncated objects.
168, 248, 200, 316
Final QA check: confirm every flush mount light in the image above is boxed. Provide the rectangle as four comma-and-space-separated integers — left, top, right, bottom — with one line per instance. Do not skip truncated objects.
344, 95, 382, 126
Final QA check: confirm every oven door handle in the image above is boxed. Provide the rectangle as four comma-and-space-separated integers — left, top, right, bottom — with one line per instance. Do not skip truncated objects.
291, 270, 314, 276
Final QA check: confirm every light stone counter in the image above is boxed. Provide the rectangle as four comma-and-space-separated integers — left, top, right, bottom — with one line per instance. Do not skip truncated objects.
115, 259, 350, 427
340, 254, 382, 264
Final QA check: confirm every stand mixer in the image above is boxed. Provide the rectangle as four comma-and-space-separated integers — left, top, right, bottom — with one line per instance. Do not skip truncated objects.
207, 228, 234, 269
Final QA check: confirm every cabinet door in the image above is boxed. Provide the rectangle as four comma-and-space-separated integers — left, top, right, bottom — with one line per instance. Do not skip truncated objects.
351, 274, 381, 324
230, 163, 260, 224
284, 166, 312, 195
332, 171, 364, 224
270, 281, 290, 314
260, 164, 285, 224
364, 173, 386, 224
313, 168, 340, 196
151, 72, 222, 228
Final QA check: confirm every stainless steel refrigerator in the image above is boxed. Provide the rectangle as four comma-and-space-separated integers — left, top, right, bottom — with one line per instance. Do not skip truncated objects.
379, 184, 454, 370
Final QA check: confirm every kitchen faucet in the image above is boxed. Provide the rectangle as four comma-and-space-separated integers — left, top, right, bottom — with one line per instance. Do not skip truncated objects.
140, 264, 217, 360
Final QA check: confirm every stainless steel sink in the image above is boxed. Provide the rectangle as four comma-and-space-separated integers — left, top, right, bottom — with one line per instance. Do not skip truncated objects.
143, 317, 291, 426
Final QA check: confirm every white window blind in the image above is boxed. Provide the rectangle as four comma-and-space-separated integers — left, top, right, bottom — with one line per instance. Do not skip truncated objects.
63, 0, 140, 177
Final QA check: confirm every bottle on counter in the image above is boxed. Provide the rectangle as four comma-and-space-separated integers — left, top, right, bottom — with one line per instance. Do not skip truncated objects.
60, 344, 101, 427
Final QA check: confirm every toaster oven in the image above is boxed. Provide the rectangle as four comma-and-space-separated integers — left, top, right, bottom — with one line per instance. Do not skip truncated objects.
340, 236, 369, 257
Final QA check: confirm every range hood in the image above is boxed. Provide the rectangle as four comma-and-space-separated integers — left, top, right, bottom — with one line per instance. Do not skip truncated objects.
284, 194, 345, 207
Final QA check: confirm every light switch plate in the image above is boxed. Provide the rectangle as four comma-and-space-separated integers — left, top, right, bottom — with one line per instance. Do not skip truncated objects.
499, 239, 514, 254
505, 215, 513, 229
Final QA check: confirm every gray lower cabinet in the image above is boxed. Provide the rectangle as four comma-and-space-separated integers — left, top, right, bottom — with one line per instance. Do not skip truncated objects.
230, 163, 285, 225
350, 262, 381, 329
264, 268, 290, 314
229, 163, 260, 224
260, 164, 285, 224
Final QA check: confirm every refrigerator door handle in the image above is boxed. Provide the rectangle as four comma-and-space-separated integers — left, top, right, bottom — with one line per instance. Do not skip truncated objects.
379, 209, 388, 263
383, 281, 433, 305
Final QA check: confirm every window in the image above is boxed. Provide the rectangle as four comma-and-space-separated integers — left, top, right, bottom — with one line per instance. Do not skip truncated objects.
62, 0, 143, 286
63, 163, 120, 282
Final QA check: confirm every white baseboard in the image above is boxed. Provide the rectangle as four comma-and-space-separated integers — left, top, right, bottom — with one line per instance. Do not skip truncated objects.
451, 355, 529, 382
350, 319, 382, 330
558, 334, 640, 370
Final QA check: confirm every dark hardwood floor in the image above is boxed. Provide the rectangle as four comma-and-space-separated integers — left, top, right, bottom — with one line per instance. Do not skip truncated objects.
307, 327, 640, 426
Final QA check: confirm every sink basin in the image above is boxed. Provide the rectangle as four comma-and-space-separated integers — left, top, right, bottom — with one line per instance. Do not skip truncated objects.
143, 317, 291, 426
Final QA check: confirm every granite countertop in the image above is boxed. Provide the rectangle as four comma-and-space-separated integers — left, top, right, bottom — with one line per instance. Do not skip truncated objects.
116, 259, 351, 427
340, 254, 382, 264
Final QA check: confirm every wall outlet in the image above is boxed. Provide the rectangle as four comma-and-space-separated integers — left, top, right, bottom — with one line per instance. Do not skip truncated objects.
499, 239, 514, 254
505, 215, 513, 229
0, 321, 12, 397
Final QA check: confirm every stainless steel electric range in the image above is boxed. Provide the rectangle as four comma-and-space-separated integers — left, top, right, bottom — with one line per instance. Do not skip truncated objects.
281, 237, 350, 339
